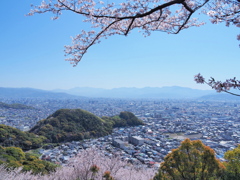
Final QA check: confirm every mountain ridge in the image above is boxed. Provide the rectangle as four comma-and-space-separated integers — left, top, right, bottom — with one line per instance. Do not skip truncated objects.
53, 86, 214, 99
1, 86, 238, 100
0, 87, 81, 99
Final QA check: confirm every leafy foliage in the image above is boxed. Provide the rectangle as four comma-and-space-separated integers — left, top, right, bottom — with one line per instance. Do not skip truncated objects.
0, 146, 57, 175
224, 145, 240, 179
29, 109, 113, 143
0, 124, 46, 150
2, 142, 240, 179
153, 139, 225, 180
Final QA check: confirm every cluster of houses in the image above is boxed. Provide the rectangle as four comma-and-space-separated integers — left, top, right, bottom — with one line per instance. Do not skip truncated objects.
38, 108, 240, 167
1, 98, 240, 167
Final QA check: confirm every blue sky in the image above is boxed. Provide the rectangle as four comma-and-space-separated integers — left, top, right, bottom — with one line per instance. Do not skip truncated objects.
0, 0, 239, 90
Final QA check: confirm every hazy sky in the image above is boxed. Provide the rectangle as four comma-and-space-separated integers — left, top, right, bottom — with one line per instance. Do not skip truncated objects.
1, 0, 239, 90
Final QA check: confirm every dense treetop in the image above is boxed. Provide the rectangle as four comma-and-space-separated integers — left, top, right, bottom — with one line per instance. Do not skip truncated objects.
0, 146, 57, 175
154, 138, 225, 180
0, 124, 46, 150
223, 145, 240, 179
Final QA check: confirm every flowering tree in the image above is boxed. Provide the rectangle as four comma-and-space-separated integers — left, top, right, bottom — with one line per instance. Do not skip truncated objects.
0, 148, 155, 180
28, 0, 240, 67
194, 73, 240, 96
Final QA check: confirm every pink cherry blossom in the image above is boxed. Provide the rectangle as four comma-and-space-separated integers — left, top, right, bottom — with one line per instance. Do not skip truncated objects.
194, 74, 240, 96
194, 73, 205, 84
28, 0, 240, 66
0, 148, 156, 180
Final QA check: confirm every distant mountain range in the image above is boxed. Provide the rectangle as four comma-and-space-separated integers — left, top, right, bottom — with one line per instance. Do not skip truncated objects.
1, 86, 240, 100
53, 86, 215, 99
0, 87, 79, 99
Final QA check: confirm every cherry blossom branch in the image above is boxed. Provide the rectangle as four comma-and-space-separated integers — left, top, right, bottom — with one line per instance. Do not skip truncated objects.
176, 0, 212, 33
65, 19, 122, 66
194, 73, 240, 96
28, 0, 240, 66
125, 17, 136, 35
58, 0, 192, 19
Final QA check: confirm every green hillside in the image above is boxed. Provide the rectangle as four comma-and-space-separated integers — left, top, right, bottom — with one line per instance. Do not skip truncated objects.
0, 146, 57, 174
0, 109, 144, 146
0, 124, 46, 150
29, 109, 113, 143
102, 111, 145, 127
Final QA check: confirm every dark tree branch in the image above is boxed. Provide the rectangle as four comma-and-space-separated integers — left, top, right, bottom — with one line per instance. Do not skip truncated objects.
175, 12, 193, 34
182, 1, 194, 13
124, 17, 135, 36
58, 0, 186, 20
175, 0, 210, 33
74, 19, 122, 64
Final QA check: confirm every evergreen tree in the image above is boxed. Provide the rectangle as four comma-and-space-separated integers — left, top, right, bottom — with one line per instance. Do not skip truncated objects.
224, 145, 240, 180
154, 139, 225, 180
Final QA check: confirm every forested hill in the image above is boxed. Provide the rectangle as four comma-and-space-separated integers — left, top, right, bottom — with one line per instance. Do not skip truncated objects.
29, 109, 112, 143
29, 109, 144, 143
102, 111, 145, 127
0, 102, 34, 109
0, 109, 143, 174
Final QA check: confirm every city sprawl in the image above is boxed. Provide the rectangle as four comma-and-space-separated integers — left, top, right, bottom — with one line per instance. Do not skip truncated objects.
0, 98, 239, 167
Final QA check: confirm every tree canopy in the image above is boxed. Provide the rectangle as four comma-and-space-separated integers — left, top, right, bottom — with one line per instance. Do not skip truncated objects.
0, 146, 57, 175
153, 139, 225, 180
0, 124, 46, 150
223, 145, 240, 179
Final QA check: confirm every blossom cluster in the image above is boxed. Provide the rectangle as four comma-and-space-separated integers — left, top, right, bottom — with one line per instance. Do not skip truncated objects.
28, 0, 239, 66
194, 73, 240, 96
205, 0, 240, 44
0, 148, 155, 180
194, 73, 205, 84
